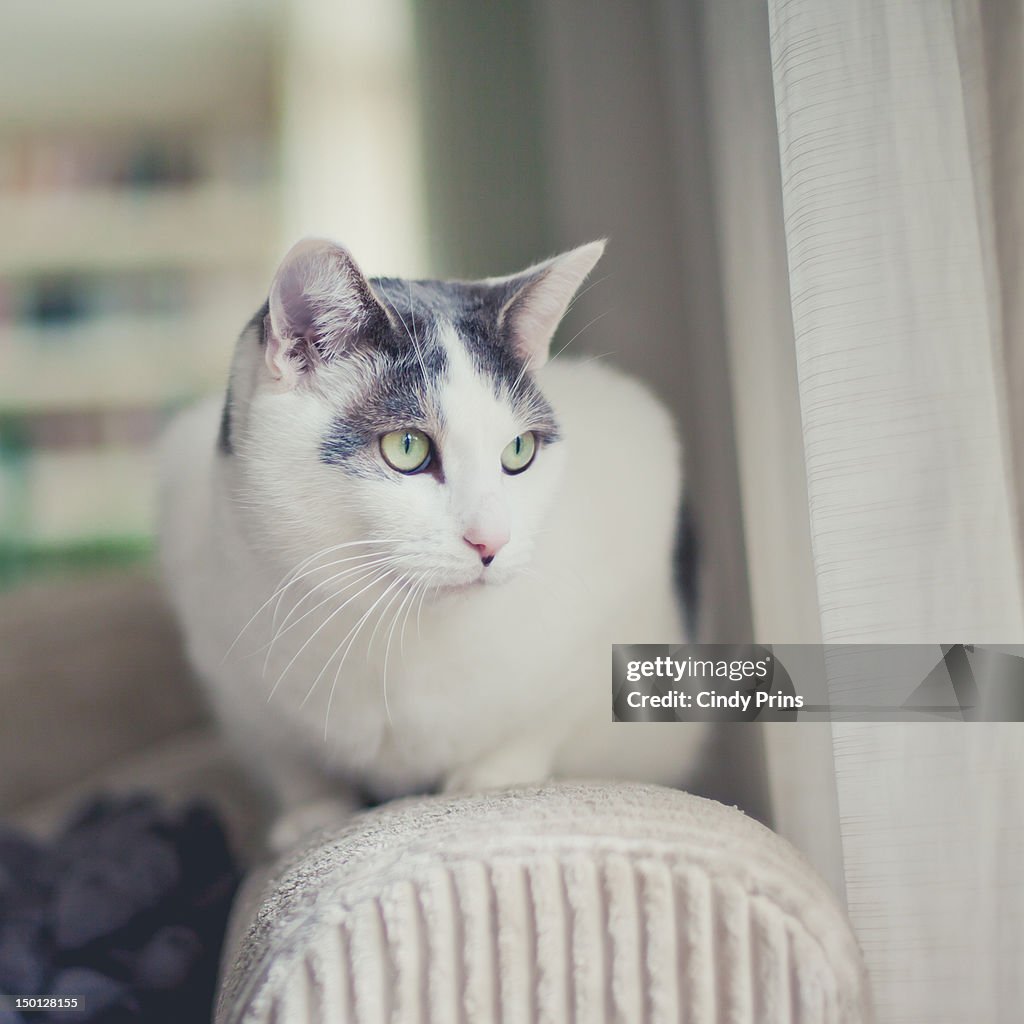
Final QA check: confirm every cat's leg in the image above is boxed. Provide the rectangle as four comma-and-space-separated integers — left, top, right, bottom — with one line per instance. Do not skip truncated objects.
244, 740, 359, 855
441, 693, 590, 794
266, 789, 360, 855
442, 732, 556, 794
207, 696, 358, 854
267, 795, 357, 855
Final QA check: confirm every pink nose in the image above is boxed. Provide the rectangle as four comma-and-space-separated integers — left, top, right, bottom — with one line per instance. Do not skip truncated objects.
463, 525, 509, 565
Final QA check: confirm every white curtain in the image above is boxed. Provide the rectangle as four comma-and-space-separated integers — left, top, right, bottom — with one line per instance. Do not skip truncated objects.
707, 2, 1024, 1020
416, 2, 1024, 1016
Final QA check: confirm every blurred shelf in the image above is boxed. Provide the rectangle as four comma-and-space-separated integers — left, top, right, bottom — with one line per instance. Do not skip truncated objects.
0, 2, 281, 588
0, 185, 278, 275
0, 314, 234, 412
2, 444, 155, 542
0, 536, 153, 590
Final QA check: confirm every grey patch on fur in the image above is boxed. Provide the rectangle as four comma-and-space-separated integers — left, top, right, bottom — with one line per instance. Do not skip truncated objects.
218, 384, 234, 455
674, 500, 699, 638
301, 274, 558, 475
247, 299, 270, 346
219, 302, 270, 455
320, 305, 448, 477
374, 277, 561, 441
319, 350, 444, 477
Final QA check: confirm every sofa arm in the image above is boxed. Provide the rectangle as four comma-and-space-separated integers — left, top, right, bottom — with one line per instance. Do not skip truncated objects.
217, 782, 871, 1024
0, 569, 204, 817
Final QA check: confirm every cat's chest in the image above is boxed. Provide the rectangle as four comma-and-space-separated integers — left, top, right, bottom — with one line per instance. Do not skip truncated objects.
255, 605, 556, 781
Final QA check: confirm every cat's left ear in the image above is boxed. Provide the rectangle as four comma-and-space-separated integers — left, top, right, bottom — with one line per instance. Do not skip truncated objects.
496, 240, 606, 369
265, 238, 391, 387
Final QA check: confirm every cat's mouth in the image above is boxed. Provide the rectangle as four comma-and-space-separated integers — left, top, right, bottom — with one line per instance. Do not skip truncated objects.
435, 576, 487, 596
426, 556, 520, 597
432, 563, 512, 596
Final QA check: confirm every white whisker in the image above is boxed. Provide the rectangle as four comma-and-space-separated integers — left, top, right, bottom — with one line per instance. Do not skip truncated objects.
407, 279, 431, 382
269, 568, 398, 703
267, 551, 399, 639
223, 538, 397, 661
269, 539, 399, 630
385, 286, 431, 383
411, 569, 437, 644
562, 272, 611, 320
365, 576, 413, 663
258, 556, 400, 673
395, 573, 427, 671
510, 354, 534, 396
549, 308, 613, 363
321, 574, 408, 737
380, 579, 421, 727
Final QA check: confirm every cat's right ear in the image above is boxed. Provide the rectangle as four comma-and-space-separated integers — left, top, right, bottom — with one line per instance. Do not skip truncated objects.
495, 240, 606, 369
266, 238, 390, 387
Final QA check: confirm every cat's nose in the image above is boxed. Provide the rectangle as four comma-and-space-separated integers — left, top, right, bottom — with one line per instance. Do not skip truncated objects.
463, 526, 509, 565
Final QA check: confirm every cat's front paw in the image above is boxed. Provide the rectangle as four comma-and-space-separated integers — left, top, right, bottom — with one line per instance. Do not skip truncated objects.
267, 798, 354, 856
443, 749, 551, 795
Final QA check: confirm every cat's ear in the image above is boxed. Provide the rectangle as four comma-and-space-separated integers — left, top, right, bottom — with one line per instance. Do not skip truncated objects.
496, 240, 606, 369
266, 238, 390, 386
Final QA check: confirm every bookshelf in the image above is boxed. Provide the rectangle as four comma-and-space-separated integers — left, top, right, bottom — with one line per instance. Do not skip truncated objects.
0, 11, 281, 586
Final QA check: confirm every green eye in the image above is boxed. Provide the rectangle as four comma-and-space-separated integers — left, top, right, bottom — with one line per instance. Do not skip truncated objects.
501, 431, 537, 474
380, 429, 432, 473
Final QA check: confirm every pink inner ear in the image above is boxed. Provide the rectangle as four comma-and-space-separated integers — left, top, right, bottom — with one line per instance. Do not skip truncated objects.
265, 238, 383, 382
503, 240, 606, 368
271, 257, 319, 343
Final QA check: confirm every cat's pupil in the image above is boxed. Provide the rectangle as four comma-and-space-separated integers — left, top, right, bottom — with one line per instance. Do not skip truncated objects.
404, 434, 412, 453
515, 437, 522, 455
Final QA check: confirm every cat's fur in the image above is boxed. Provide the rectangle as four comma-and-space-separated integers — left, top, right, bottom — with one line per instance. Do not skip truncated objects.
159, 238, 704, 846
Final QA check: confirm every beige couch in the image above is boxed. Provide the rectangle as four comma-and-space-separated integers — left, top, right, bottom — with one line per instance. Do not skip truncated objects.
0, 568, 265, 855
1, 569, 873, 1023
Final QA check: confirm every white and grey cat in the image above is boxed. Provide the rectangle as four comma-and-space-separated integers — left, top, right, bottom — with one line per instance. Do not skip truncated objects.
159, 237, 703, 849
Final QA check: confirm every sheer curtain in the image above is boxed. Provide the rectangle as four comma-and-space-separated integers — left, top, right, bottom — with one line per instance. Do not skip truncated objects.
413, 1, 1024, 1018
709, 2, 1024, 1020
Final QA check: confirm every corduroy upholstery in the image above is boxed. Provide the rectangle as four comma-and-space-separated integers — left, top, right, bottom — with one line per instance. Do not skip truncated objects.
217, 782, 872, 1024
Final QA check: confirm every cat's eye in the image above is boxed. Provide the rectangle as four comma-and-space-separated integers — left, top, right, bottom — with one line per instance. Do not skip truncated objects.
501, 431, 537, 474
380, 429, 432, 473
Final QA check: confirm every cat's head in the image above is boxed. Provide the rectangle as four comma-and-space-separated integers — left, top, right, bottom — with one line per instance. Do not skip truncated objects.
226, 237, 604, 594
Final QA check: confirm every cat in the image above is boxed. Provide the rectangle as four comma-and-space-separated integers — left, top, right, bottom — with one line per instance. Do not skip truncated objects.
159, 237, 705, 850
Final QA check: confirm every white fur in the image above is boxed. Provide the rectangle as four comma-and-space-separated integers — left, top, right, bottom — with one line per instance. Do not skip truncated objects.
160, 290, 703, 848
